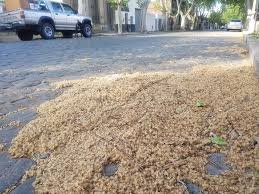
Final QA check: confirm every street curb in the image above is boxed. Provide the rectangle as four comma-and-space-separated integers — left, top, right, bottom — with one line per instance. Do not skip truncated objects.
244, 33, 259, 78
0, 31, 165, 42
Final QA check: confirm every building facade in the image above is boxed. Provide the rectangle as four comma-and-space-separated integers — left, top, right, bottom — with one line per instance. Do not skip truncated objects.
0, 0, 163, 32
0, 0, 4, 13
61, 0, 163, 32
247, 0, 259, 32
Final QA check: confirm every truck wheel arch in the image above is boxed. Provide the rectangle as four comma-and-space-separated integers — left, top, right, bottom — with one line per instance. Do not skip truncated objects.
82, 19, 92, 27
39, 16, 55, 29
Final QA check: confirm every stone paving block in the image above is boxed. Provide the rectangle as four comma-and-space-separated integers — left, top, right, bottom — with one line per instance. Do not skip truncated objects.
0, 81, 11, 89
0, 103, 18, 117
0, 152, 35, 193
11, 177, 35, 194
29, 90, 61, 106
183, 180, 204, 194
0, 76, 25, 84
11, 97, 34, 110
3, 109, 36, 127
0, 152, 16, 172
0, 94, 10, 105
15, 80, 42, 89
0, 127, 20, 148
206, 153, 232, 175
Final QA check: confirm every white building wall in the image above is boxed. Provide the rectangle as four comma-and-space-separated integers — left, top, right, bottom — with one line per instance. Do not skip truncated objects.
146, 12, 155, 31
115, 0, 139, 25
146, 12, 162, 31
0, 4, 3, 13
114, 0, 163, 32
247, 0, 259, 32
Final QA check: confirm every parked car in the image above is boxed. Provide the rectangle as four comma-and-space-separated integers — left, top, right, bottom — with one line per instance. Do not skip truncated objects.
0, 0, 93, 41
220, 25, 227, 30
227, 19, 243, 32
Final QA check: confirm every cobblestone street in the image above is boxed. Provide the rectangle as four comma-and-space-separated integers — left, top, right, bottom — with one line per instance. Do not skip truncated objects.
0, 31, 247, 193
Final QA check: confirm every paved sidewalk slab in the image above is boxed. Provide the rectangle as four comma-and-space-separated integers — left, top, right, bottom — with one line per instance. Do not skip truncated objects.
11, 177, 35, 194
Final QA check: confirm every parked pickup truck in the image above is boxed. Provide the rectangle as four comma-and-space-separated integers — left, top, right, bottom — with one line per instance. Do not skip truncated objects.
0, 0, 92, 41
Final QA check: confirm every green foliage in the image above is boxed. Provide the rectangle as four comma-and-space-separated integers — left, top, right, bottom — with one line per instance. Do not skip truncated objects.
137, 0, 151, 8
208, 2, 247, 25
196, 100, 206, 107
107, 0, 129, 7
209, 11, 224, 25
251, 32, 259, 39
210, 135, 228, 146
220, 0, 247, 22
196, 0, 217, 11
220, 0, 245, 7
221, 4, 246, 24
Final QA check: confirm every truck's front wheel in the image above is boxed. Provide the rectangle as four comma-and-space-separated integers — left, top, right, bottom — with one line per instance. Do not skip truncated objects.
81, 23, 92, 38
17, 30, 33, 41
40, 23, 55, 40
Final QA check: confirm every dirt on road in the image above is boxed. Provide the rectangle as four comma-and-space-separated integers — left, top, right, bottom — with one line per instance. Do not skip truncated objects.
10, 65, 259, 194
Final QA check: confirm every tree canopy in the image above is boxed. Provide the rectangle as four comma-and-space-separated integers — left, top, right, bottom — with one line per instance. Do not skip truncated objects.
107, 0, 129, 7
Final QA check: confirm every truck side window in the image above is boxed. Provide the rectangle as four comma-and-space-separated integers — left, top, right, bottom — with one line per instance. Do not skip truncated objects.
38, 1, 49, 11
51, 2, 63, 13
62, 4, 76, 15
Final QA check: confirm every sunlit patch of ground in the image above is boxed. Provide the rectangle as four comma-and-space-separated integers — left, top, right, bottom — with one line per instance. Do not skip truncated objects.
10, 64, 259, 193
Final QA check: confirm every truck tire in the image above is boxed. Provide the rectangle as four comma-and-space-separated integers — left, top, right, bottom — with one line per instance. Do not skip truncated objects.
17, 30, 33, 41
62, 32, 73, 38
40, 23, 55, 40
81, 23, 92, 38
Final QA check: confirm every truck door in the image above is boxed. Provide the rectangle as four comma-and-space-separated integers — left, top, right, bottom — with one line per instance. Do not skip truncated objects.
50, 2, 67, 30
61, 3, 77, 30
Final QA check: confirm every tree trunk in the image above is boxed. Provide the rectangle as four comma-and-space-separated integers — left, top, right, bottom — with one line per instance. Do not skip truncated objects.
173, 14, 179, 30
141, 7, 148, 32
189, 13, 196, 30
162, 11, 167, 31
253, 0, 259, 32
180, 15, 186, 30
78, 0, 83, 15
165, 12, 168, 31
117, 4, 122, 34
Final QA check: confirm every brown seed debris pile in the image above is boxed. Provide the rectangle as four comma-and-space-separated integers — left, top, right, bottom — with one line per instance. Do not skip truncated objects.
10, 66, 259, 194
206, 46, 248, 57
